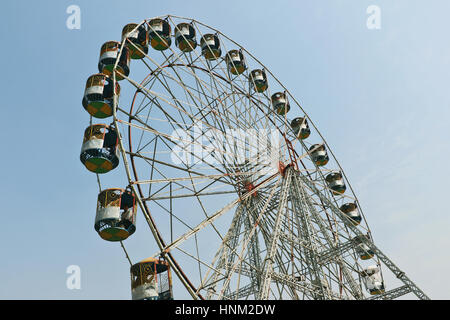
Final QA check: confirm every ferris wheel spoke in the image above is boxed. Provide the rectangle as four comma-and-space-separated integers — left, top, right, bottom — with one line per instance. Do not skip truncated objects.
130, 147, 200, 195
167, 64, 265, 136
159, 64, 208, 125
123, 73, 270, 161
144, 186, 236, 201
132, 55, 193, 127
190, 69, 255, 131
123, 116, 238, 180
120, 68, 213, 129
187, 66, 287, 144
158, 46, 274, 137
150, 197, 195, 232
184, 170, 231, 253
158, 197, 239, 258
155, 173, 276, 260
135, 131, 157, 156
128, 151, 235, 187
174, 245, 228, 291
132, 171, 259, 185
157, 51, 245, 131
144, 167, 230, 205
136, 79, 195, 135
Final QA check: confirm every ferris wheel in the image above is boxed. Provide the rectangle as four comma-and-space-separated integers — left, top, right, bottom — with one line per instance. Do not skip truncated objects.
79, 15, 429, 300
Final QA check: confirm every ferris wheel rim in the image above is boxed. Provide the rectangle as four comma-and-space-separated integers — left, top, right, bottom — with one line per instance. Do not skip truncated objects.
77, 12, 431, 300
109, 15, 378, 300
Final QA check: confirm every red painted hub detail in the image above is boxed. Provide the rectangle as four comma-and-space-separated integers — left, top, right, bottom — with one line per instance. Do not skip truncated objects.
245, 182, 257, 197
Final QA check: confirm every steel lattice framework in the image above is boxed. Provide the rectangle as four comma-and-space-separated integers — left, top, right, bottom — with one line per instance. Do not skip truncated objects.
94, 15, 429, 300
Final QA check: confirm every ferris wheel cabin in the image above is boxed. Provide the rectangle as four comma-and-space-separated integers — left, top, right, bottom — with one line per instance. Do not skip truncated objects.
309, 144, 329, 166
175, 23, 197, 52
200, 34, 221, 60
98, 41, 130, 81
80, 124, 119, 174
271, 92, 290, 115
122, 23, 149, 59
249, 69, 268, 93
130, 258, 173, 300
340, 202, 362, 226
82, 73, 120, 119
225, 50, 247, 75
354, 235, 375, 260
361, 266, 385, 295
148, 18, 172, 51
290, 117, 311, 140
95, 188, 137, 241
325, 171, 346, 195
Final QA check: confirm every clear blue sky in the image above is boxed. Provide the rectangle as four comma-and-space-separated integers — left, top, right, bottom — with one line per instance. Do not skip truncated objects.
0, 0, 449, 299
